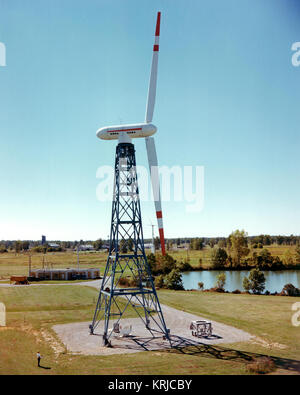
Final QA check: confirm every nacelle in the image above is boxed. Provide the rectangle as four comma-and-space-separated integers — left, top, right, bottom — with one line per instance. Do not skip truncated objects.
96, 123, 157, 140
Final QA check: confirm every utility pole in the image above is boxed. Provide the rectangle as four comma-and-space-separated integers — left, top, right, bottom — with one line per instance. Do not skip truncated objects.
28, 253, 31, 277
151, 224, 155, 254
77, 244, 80, 271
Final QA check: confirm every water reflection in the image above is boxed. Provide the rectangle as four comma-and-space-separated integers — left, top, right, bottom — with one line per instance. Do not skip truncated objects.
182, 270, 300, 293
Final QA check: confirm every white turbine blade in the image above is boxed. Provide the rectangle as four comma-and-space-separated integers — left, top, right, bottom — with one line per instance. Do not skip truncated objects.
145, 12, 161, 123
145, 136, 166, 255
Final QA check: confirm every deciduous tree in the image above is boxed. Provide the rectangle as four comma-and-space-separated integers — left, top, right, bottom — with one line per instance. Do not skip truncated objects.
228, 230, 249, 267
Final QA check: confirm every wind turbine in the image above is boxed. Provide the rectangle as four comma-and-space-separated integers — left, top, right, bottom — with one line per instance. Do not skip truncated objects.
147, 221, 157, 254
96, 11, 166, 255
91, 11, 171, 346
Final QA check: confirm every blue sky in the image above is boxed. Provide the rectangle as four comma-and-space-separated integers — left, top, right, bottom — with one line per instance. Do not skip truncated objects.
0, 0, 300, 241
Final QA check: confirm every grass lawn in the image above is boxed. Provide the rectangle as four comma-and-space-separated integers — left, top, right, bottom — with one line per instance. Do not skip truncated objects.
157, 290, 300, 361
0, 284, 299, 375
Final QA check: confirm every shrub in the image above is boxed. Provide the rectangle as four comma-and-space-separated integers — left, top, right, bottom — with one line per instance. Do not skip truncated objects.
246, 357, 276, 374
154, 275, 165, 289
215, 273, 226, 290
248, 268, 266, 294
164, 269, 184, 290
282, 283, 300, 296
243, 276, 251, 292
147, 253, 156, 271
118, 277, 139, 287
176, 260, 193, 272
243, 268, 265, 294
0, 245, 7, 253
119, 239, 128, 253
118, 277, 131, 287
209, 286, 225, 293
129, 277, 139, 287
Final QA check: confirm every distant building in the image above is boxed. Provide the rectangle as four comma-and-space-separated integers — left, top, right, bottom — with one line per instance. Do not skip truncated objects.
41, 235, 46, 245
101, 244, 109, 250
48, 243, 60, 249
29, 268, 100, 281
144, 243, 154, 250
79, 244, 95, 251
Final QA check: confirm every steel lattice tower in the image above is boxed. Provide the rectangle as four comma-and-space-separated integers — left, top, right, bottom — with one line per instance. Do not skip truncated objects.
90, 142, 170, 347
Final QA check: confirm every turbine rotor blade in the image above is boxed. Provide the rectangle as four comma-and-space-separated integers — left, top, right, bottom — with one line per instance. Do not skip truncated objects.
145, 12, 161, 123
145, 136, 166, 255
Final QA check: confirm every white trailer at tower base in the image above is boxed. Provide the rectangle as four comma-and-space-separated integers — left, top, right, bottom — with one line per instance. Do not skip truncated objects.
190, 320, 213, 338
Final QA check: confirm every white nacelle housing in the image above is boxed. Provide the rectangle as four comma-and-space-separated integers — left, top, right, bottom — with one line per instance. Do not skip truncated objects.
96, 123, 157, 140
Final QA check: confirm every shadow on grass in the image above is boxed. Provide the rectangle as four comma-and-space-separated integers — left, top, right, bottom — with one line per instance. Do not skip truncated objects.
107, 333, 300, 374
168, 335, 300, 374
38, 365, 51, 370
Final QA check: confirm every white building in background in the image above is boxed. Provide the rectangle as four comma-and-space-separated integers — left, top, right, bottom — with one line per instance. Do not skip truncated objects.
79, 244, 95, 251
48, 243, 60, 249
29, 267, 100, 281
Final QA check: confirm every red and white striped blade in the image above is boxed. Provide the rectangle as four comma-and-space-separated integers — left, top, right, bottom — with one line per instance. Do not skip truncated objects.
145, 136, 166, 255
145, 11, 161, 123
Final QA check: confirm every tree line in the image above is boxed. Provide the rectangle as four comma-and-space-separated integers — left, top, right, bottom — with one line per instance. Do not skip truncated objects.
208, 230, 300, 270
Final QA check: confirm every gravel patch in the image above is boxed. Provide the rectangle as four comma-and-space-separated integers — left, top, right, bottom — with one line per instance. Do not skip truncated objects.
53, 303, 253, 356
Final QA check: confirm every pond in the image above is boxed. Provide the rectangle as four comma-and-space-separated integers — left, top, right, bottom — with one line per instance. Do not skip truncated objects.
181, 270, 300, 293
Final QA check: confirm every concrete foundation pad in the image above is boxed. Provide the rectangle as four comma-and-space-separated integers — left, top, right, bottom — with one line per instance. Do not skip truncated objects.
53, 305, 253, 356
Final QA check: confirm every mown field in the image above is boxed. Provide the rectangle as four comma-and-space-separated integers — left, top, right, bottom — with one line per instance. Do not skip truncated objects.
0, 251, 108, 279
0, 244, 297, 280
0, 283, 299, 375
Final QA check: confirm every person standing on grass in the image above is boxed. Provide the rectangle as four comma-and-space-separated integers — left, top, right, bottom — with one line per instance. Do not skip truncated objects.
37, 352, 42, 367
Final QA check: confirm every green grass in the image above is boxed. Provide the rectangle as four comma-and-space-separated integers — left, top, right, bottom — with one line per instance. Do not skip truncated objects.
0, 285, 139, 325
157, 290, 300, 361
0, 284, 299, 375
